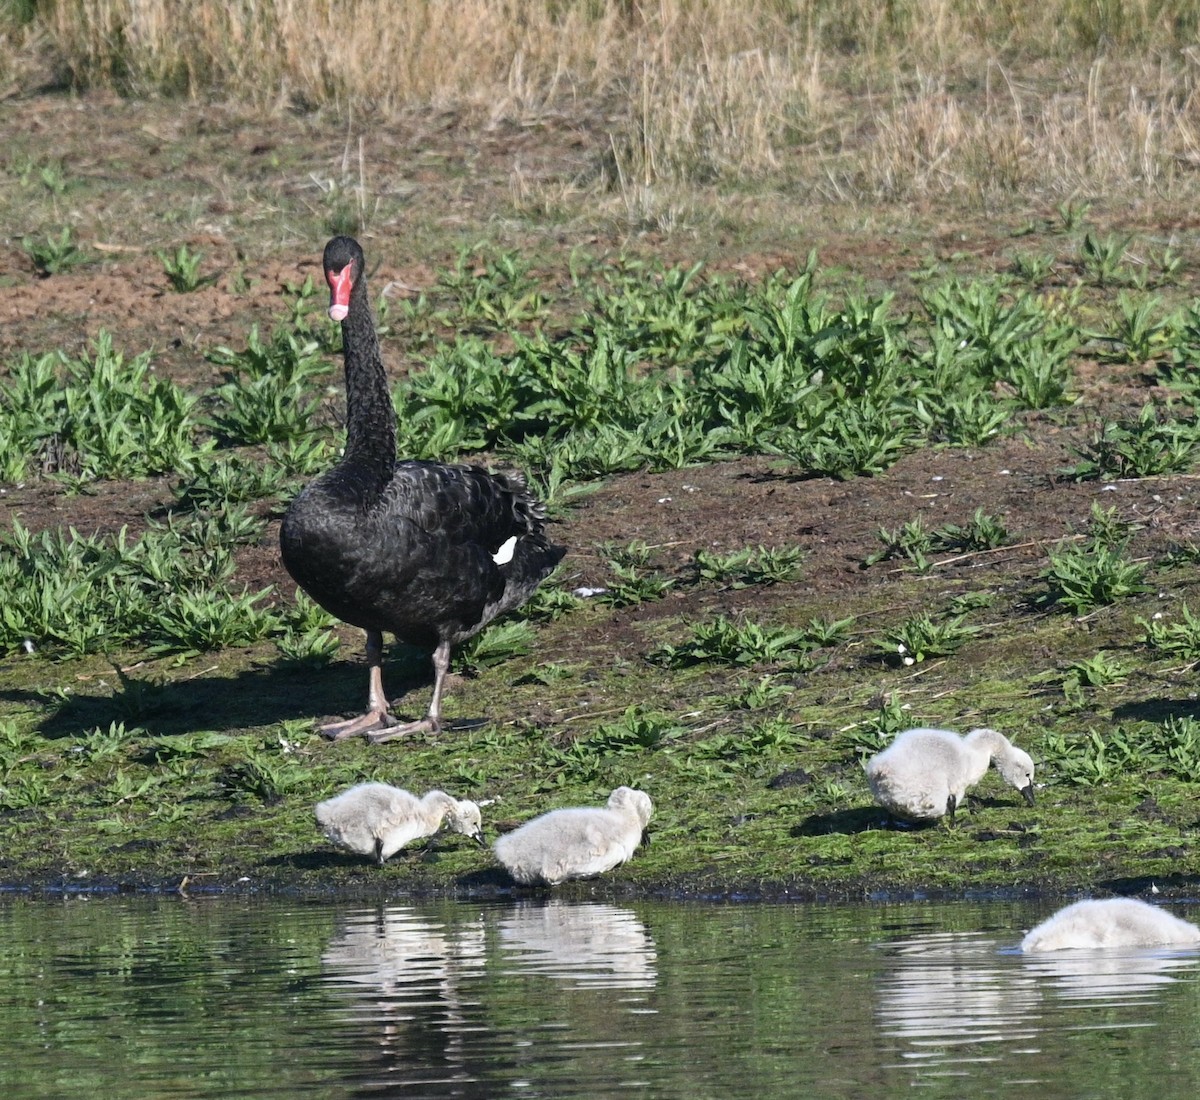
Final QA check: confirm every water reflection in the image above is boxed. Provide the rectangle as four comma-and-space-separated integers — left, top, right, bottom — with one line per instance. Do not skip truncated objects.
497, 901, 657, 990
321, 907, 488, 1093
318, 901, 657, 1096
875, 932, 1042, 1061
1021, 948, 1198, 1006
875, 928, 1200, 1088
6, 897, 1200, 1099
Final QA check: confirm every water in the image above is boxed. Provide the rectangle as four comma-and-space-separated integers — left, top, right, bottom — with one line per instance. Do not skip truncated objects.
1, 894, 1198, 1098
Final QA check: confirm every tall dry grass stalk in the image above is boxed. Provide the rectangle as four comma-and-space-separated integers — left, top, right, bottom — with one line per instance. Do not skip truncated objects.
866, 59, 1200, 201
13, 0, 1200, 204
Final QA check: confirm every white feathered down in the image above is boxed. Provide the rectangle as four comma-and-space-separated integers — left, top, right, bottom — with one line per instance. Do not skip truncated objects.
1021, 898, 1200, 952
493, 787, 653, 885
315, 783, 483, 863
864, 726, 1035, 823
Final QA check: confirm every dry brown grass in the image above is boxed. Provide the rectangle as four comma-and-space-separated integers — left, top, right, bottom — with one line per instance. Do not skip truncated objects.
8, 0, 1200, 209
864, 59, 1200, 202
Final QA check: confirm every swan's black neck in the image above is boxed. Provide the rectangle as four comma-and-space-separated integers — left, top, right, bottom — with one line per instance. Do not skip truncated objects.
339, 273, 397, 497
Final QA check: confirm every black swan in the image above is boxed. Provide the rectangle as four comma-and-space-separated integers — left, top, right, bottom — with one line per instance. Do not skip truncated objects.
280, 235, 565, 742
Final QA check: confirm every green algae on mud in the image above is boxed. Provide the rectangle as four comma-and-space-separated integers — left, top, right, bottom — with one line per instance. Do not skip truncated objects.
5, 97, 1200, 900
5, 466, 1200, 902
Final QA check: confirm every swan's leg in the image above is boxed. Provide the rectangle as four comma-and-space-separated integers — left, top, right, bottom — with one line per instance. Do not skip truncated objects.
367, 640, 451, 743
320, 630, 397, 739
945, 793, 958, 825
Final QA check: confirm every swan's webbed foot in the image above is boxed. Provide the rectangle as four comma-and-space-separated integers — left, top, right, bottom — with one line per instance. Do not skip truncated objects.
322, 631, 395, 740
365, 716, 442, 744
319, 709, 397, 740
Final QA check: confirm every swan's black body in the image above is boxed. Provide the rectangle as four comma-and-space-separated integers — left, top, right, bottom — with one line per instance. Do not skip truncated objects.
280, 236, 565, 740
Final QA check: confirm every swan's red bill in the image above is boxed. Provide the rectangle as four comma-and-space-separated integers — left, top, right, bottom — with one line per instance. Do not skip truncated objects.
327, 263, 353, 321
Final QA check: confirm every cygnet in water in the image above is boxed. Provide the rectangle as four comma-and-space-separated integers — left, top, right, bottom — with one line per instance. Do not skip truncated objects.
1021, 897, 1200, 952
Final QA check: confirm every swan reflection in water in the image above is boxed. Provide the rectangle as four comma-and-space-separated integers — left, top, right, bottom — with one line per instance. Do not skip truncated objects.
321, 907, 488, 1091
875, 929, 1200, 1075
320, 903, 657, 1090
875, 931, 1042, 1062
496, 901, 658, 991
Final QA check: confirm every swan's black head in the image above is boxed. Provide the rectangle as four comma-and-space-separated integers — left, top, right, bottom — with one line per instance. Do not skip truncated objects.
323, 236, 365, 322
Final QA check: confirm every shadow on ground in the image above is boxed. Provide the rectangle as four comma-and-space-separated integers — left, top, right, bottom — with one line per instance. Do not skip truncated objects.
0, 653, 442, 739
792, 808, 884, 836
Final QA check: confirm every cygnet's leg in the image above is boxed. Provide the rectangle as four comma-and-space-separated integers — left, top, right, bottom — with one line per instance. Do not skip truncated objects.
320, 631, 398, 740
368, 640, 451, 743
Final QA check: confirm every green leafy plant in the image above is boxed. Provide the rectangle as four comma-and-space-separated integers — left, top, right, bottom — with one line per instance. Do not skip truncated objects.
1009, 251, 1055, 284
1040, 727, 1143, 786
649, 616, 812, 669
158, 244, 216, 292
1064, 651, 1127, 690
1103, 293, 1175, 363
721, 675, 796, 710
865, 517, 934, 568
1056, 199, 1092, 230
1070, 403, 1199, 480
881, 614, 979, 664
1078, 230, 1133, 286
1138, 604, 1200, 658
768, 395, 913, 480
208, 325, 326, 445
220, 749, 308, 803
454, 620, 536, 673
0, 333, 205, 482
691, 544, 804, 587
802, 615, 856, 647
23, 226, 89, 275
1041, 541, 1149, 614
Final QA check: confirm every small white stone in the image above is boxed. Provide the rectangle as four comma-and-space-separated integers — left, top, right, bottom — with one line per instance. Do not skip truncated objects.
22, 639, 35, 654
572, 586, 608, 598
657, 496, 672, 504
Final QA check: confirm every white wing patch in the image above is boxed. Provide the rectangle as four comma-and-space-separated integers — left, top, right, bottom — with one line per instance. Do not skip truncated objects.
492, 535, 518, 566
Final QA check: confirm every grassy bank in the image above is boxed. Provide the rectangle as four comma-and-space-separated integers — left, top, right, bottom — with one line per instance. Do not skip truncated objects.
2, 9, 1200, 896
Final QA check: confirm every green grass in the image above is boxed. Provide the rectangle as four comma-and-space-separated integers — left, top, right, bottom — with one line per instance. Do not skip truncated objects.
6, 207, 1200, 896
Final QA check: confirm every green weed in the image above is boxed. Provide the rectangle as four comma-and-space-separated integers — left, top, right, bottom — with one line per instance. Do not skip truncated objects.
649, 616, 812, 669
1138, 603, 1200, 658
1063, 652, 1127, 690
882, 613, 980, 664
208, 325, 326, 445
721, 675, 796, 710
1102, 293, 1175, 362
0, 333, 205, 482
691, 544, 804, 588
435, 245, 547, 329
1071, 403, 1199, 480
454, 620, 536, 673
1041, 541, 1149, 614
22, 226, 89, 275
158, 244, 216, 292
1078, 230, 1133, 287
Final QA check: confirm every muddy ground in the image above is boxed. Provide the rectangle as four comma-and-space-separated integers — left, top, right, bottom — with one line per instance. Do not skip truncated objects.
4, 93, 1200, 900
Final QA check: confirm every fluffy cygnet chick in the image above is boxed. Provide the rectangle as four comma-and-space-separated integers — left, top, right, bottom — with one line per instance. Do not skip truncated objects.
864, 726, 1035, 824
493, 786, 653, 886
1021, 897, 1200, 952
315, 783, 484, 864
